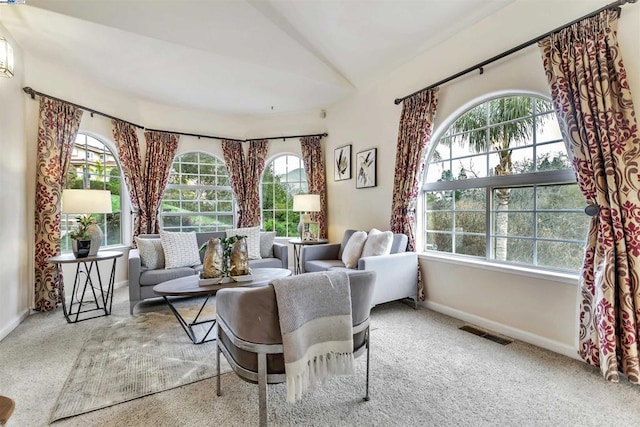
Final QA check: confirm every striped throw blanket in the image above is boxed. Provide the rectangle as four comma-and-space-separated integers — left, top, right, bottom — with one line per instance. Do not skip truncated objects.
271, 271, 354, 402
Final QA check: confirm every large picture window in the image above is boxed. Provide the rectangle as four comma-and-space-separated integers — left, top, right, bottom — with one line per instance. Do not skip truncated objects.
261, 154, 307, 237
62, 133, 122, 251
161, 152, 234, 232
423, 94, 588, 272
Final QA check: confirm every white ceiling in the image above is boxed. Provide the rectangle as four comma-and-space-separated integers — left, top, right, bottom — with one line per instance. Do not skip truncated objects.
0, 0, 514, 116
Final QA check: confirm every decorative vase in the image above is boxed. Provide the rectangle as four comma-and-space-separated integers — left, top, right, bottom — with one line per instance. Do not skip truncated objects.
86, 223, 103, 256
72, 239, 91, 258
203, 238, 224, 279
229, 237, 250, 276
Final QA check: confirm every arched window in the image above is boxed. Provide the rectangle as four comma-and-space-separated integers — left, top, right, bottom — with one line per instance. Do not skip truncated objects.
261, 154, 307, 237
422, 94, 588, 272
62, 133, 122, 251
161, 152, 234, 232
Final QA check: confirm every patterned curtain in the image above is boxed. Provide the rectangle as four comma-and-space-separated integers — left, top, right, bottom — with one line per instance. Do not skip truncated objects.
222, 140, 248, 227
243, 139, 269, 227
539, 9, 640, 384
112, 120, 146, 239
33, 98, 83, 311
390, 88, 439, 301
142, 131, 179, 234
301, 136, 328, 239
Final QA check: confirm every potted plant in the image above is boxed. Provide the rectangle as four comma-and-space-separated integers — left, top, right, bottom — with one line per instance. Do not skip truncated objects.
69, 215, 94, 258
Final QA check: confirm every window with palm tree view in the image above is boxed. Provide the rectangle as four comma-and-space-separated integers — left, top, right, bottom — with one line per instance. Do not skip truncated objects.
261, 155, 307, 237
62, 133, 122, 251
423, 94, 588, 272
161, 152, 235, 232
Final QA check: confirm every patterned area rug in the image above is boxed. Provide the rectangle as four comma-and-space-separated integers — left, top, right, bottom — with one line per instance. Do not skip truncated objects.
50, 309, 228, 423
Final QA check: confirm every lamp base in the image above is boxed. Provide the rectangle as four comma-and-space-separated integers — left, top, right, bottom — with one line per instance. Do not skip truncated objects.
86, 224, 103, 256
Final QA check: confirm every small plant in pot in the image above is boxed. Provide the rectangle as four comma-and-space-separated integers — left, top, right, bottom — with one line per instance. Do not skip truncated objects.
69, 216, 94, 258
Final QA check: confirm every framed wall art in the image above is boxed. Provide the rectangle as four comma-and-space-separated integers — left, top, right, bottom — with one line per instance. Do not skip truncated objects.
356, 148, 377, 189
334, 144, 352, 181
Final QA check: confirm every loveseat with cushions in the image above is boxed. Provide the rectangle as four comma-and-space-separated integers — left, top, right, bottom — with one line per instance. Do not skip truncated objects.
128, 230, 288, 313
301, 228, 417, 307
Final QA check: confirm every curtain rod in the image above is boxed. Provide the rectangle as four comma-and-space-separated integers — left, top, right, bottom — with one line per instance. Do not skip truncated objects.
23, 87, 327, 143
394, 0, 637, 105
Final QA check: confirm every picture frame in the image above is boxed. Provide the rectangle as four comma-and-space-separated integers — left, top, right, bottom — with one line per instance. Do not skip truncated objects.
302, 221, 319, 241
356, 148, 377, 189
334, 144, 352, 181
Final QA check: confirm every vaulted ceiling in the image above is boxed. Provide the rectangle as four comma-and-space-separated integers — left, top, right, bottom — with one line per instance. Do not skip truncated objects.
0, 0, 514, 116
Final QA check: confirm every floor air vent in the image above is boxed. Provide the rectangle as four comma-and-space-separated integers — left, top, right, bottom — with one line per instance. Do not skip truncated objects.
459, 325, 512, 345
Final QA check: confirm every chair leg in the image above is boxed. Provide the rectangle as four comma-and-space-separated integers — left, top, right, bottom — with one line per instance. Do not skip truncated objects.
258, 352, 268, 427
364, 326, 371, 402
216, 342, 222, 397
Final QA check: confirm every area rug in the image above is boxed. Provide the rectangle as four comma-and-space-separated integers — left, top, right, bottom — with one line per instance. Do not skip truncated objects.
50, 309, 229, 423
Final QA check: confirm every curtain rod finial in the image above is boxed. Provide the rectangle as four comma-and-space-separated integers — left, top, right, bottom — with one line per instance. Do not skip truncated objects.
394, 98, 402, 105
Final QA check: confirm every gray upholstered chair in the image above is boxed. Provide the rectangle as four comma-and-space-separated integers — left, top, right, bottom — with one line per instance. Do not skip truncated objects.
215, 270, 376, 427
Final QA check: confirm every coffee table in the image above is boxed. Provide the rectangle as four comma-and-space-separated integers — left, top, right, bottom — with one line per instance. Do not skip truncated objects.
153, 267, 291, 344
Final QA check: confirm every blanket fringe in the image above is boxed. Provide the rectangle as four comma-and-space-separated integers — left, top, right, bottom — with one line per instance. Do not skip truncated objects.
287, 352, 355, 402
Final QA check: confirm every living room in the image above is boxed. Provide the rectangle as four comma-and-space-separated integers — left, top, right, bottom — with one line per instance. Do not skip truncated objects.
1, 0, 639, 425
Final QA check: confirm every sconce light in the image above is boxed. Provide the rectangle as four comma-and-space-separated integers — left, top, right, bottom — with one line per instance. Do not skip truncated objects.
0, 37, 14, 78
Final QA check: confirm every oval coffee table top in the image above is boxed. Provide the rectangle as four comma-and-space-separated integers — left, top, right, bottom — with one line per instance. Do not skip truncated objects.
153, 267, 292, 297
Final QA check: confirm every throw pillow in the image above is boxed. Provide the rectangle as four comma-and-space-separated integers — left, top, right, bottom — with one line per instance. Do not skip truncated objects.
134, 237, 165, 269
361, 228, 393, 257
226, 226, 261, 260
160, 231, 201, 269
341, 230, 368, 269
260, 231, 276, 258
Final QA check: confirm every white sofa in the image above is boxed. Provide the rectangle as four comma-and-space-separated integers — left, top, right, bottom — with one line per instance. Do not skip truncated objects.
300, 229, 418, 307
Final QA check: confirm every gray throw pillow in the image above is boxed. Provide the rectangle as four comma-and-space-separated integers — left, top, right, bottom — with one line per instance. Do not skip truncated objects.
260, 231, 276, 258
134, 237, 165, 269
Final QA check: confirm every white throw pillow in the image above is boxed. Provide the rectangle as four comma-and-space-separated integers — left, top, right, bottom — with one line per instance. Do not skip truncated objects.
260, 231, 276, 258
226, 226, 261, 260
361, 228, 393, 257
160, 231, 201, 269
341, 230, 368, 269
134, 237, 165, 269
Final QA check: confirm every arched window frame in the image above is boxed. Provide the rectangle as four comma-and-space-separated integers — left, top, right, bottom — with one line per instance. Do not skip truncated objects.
421, 92, 588, 273
261, 153, 307, 238
160, 151, 236, 232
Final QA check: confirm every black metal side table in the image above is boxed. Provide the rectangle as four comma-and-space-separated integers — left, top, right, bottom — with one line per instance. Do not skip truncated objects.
48, 251, 123, 323
288, 238, 329, 274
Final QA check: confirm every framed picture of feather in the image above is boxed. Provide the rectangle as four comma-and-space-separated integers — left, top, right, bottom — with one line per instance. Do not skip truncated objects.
334, 144, 352, 181
356, 148, 377, 189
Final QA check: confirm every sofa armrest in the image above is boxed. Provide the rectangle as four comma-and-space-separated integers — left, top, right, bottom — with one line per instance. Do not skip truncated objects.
272, 242, 288, 269
128, 249, 142, 302
301, 243, 341, 263
358, 252, 418, 305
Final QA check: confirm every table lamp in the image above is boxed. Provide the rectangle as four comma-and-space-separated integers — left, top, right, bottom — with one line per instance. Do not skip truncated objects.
62, 189, 113, 256
293, 194, 321, 240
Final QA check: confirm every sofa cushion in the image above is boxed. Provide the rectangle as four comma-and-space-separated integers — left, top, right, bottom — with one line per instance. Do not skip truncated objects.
249, 257, 282, 269
135, 237, 165, 269
226, 226, 261, 260
341, 230, 367, 268
160, 231, 201, 269
260, 231, 276, 258
361, 229, 393, 257
305, 259, 348, 272
140, 267, 196, 286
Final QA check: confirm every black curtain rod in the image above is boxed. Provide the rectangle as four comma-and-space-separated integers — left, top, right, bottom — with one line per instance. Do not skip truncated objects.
394, 0, 637, 105
23, 87, 327, 143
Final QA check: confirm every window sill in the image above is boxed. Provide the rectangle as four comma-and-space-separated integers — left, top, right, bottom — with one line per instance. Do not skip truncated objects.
418, 251, 579, 286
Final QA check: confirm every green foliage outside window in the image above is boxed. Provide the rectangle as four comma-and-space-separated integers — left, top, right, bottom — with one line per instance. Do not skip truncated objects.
261, 156, 306, 237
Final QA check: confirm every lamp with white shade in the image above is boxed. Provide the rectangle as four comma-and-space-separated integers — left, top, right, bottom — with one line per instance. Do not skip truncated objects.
293, 194, 321, 241
62, 189, 113, 256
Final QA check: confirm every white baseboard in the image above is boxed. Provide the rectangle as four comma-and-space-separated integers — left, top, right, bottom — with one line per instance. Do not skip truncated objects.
0, 309, 30, 342
421, 300, 580, 360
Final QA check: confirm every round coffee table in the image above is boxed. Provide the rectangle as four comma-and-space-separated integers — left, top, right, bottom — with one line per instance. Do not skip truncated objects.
153, 268, 291, 344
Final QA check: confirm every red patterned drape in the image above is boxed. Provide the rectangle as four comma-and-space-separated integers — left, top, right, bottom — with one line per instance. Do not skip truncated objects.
222, 140, 248, 227
112, 120, 146, 239
300, 136, 328, 239
142, 131, 179, 234
539, 9, 640, 384
33, 98, 83, 311
244, 140, 269, 227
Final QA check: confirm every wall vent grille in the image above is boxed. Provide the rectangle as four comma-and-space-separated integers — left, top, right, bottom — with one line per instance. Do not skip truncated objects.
459, 325, 512, 345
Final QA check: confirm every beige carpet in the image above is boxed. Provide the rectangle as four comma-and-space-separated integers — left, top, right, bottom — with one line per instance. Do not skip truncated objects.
50, 308, 229, 423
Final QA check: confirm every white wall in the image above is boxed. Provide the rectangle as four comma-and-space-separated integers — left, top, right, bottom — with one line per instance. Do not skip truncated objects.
0, 23, 29, 340
324, 0, 640, 357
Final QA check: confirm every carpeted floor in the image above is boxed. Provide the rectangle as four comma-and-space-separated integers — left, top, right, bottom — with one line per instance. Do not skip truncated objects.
1, 286, 640, 426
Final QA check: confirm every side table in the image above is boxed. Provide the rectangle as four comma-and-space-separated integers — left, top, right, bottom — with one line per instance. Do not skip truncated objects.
48, 250, 123, 323
288, 238, 329, 274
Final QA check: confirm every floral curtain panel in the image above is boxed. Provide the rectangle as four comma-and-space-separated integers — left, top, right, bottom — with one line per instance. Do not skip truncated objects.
33, 98, 83, 312
300, 136, 328, 239
243, 140, 269, 227
222, 140, 248, 227
539, 9, 640, 384
142, 131, 179, 234
112, 120, 146, 239
390, 89, 439, 301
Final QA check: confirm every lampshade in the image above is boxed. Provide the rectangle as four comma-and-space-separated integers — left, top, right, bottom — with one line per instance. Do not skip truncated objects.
62, 189, 113, 214
0, 37, 14, 78
293, 194, 321, 212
